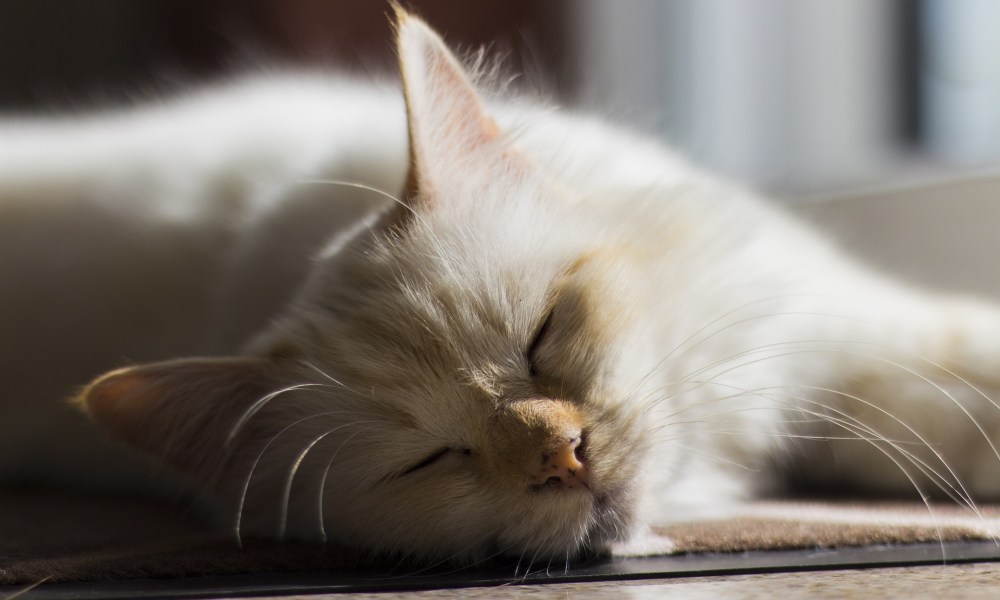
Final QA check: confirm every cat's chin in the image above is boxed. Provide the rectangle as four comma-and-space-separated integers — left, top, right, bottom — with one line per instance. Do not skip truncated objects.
406, 484, 633, 566
482, 487, 637, 566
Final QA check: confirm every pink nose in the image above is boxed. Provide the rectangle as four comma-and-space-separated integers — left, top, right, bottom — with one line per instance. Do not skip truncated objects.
535, 435, 589, 489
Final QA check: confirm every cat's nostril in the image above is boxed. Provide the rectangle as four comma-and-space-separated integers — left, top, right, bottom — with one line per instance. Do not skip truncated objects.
533, 433, 590, 490
563, 434, 586, 470
503, 398, 591, 490
574, 433, 587, 463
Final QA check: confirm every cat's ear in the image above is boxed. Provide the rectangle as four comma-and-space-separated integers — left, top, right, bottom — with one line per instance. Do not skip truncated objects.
394, 7, 508, 208
73, 357, 276, 482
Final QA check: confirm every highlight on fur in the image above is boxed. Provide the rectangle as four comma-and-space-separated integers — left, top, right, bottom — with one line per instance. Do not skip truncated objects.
17, 6, 1000, 566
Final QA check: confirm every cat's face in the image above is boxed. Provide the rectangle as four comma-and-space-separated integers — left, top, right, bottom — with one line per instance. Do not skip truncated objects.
257, 201, 649, 562
256, 133, 659, 561
77, 12, 665, 563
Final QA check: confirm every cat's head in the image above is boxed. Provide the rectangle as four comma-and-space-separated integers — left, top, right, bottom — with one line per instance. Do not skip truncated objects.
76, 9, 664, 564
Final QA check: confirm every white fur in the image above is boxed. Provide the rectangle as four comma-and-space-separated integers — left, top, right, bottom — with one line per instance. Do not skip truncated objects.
4, 15, 1000, 565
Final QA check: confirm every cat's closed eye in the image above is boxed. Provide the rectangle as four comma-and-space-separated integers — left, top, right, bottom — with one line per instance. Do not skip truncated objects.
400, 447, 473, 477
527, 310, 554, 378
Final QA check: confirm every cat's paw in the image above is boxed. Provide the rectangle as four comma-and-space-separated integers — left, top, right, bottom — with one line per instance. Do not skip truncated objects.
610, 528, 676, 557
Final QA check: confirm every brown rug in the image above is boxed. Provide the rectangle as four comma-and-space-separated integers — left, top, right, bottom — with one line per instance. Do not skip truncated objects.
1, 489, 998, 585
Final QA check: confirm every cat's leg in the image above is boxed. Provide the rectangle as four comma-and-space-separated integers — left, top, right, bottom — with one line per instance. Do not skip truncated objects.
610, 527, 676, 556
790, 293, 1000, 502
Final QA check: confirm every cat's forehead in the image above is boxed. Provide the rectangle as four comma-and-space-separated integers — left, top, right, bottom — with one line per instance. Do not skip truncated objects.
295, 172, 624, 377
412, 183, 591, 269
394, 204, 588, 310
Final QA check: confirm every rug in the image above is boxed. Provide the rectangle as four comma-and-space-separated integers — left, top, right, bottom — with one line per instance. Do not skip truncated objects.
1, 488, 998, 586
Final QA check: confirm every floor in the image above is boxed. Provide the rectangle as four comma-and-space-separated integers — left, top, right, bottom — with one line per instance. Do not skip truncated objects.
235, 562, 1000, 599
10, 543, 1000, 599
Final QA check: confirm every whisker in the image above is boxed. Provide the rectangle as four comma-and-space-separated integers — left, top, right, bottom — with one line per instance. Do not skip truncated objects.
296, 178, 416, 221
779, 383, 981, 511
512, 546, 529, 579
388, 537, 524, 580
662, 441, 759, 472
649, 372, 989, 556
660, 294, 853, 362
277, 420, 376, 541
313, 425, 377, 545
225, 383, 327, 447
300, 361, 357, 393
2, 576, 51, 600
673, 386, 954, 550
669, 378, 979, 512
520, 544, 544, 583
627, 294, 858, 396
652, 339, 1000, 477
233, 410, 349, 546
796, 346, 1000, 472
294, 178, 458, 270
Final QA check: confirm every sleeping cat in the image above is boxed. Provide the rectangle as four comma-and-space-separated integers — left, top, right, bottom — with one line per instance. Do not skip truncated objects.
3, 7, 1000, 565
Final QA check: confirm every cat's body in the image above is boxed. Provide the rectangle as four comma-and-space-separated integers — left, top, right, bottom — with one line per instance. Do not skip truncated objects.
3, 11, 1000, 563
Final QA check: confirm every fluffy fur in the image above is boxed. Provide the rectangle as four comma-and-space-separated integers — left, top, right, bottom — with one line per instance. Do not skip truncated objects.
3, 10, 1000, 565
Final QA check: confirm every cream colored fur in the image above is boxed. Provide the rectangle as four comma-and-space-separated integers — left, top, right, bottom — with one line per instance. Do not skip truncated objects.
3, 10, 1000, 564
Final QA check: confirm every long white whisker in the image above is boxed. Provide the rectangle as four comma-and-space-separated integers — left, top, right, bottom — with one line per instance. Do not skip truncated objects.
660, 294, 853, 364
300, 361, 357, 393
780, 383, 981, 512
225, 383, 327, 447
233, 410, 347, 546
295, 178, 457, 270
277, 420, 376, 541
663, 441, 759, 471
296, 178, 416, 220
512, 546, 529, 579
795, 346, 1000, 472
655, 340, 1000, 477
2, 576, 52, 600
666, 383, 955, 551
627, 294, 858, 396
674, 378, 979, 512
314, 425, 375, 545
388, 538, 524, 580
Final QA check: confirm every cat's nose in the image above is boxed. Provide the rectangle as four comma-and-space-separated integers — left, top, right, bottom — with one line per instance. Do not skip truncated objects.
492, 398, 592, 490
535, 434, 589, 489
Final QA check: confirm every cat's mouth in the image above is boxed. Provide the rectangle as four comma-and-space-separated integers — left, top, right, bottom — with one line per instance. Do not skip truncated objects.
481, 491, 619, 566
528, 478, 592, 492
511, 468, 635, 562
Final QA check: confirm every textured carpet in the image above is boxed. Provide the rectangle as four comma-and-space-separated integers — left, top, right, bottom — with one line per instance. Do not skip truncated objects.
1, 489, 998, 585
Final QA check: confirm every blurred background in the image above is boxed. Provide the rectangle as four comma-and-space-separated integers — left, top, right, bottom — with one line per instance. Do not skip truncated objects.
1, 0, 1000, 292
2, 0, 999, 196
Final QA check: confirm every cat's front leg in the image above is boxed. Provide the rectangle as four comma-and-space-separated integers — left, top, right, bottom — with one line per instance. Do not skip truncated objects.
789, 295, 1000, 501
610, 526, 676, 556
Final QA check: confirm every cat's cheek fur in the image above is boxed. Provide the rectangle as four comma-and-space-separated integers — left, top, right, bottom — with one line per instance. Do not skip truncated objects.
320, 475, 595, 562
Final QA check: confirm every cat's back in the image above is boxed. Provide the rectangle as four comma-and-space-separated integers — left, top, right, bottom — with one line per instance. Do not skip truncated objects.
0, 74, 407, 194
0, 73, 408, 488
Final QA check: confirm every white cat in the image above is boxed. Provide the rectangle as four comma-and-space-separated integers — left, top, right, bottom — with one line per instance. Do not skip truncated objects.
3, 8, 1000, 564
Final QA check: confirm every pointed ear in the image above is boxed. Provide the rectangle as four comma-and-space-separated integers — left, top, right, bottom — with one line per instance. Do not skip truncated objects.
73, 357, 276, 483
394, 8, 505, 208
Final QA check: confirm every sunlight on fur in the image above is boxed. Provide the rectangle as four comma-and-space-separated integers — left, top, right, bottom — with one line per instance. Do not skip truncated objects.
3, 6, 1000, 570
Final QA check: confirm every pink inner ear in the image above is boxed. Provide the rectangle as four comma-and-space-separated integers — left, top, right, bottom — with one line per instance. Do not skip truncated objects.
77, 366, 148, 434
396, 12, 505, 204
74, 357, 276, 482
419, 42, 500, 147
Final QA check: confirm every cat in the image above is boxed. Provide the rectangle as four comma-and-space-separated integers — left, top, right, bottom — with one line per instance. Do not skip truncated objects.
3, 6, 1000, 565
